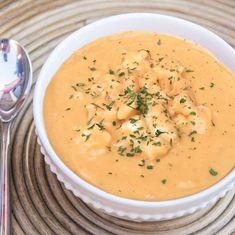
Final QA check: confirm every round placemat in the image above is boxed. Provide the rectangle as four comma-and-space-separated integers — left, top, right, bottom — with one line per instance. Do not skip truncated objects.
0, 0, 235, 234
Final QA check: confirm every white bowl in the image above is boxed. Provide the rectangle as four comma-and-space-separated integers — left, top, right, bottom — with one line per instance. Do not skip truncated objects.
33, 13, 235, 221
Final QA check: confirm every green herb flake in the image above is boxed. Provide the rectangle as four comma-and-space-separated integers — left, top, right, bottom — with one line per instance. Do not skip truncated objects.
76, 83, 85, 87
109, 69, 115, 75
106, 101, 115, 111
155, 129, 167, 137
147, 165, 154, 170
170, 138, 173, 147
210, 82, 215, 88
118, 146, 127, 156
112, 121, 116, 126
88, 77, 94, 82
188, 130, 197, 137
71, 85, 77, 91
157, 39, 161, 45
133, 146, 142, 153
69, 95, 74, 99
118, 71, 125, 77
161, 179, 167, 184
130, 118, 138, 124
190, 111, 197, 116
185, 69, 194, 73
191, 121, 196, 126
209, 168, 218, 176
96, 119, 105, 130
199, 87, 205, 90
89, 67, 96, 71
81, 133, 91, 142
138, 159, 145, 167
83, 56, 87, 60
87, 124, 95, 130
65, 108, 71, 111
152, 141, 161, 146
180, 98, 186, 103
126, 152, 134, 157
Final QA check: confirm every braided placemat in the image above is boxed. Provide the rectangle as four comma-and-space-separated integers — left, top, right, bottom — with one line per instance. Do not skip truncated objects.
0, 0, 235, 234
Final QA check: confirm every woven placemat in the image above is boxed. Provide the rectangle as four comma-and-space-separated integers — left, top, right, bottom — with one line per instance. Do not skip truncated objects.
0, 0, 235, 234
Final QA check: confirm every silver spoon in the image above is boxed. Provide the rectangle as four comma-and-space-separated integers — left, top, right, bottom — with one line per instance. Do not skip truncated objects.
0, 39, 32, 234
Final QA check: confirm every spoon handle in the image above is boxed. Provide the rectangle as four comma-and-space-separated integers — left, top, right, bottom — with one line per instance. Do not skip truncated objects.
0, 122, 12, 235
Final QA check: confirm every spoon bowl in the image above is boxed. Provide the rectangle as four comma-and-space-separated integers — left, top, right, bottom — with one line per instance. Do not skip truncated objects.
0, 39, 32, 234
0, 39, 32, 121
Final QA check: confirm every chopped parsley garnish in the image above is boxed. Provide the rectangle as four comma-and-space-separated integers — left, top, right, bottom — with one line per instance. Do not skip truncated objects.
138, 159, 145, 167
170, 138, 173, 146
118, 146, 126, 156
210, 82, 215, 88
147, 165, 154, 170
96, 119, 105, 130
157, 39, 161, 45
155, 129, 167, 137
190, 111, 196, 116
106, 101, 115, 111
152, 141, 161, 146
112, 121, 116, 126
191, 121, 196, 125
133, 146, 142, 153
88, 77, 94, 82
89, 67, 96, 71
71, 85, 77, 91
188, 130, 197, 136
76, 83, 85, 87
126, 152, 134, 157
185, 69, 194, 73
83, 56, 87, 60
81, 133, 91, 141
91, 103, 105, 110
161, 179, 167, 184
209, 168, 218, 176
109, 69, 115, 75
180, 98, 186, 103
118, 71, 125, 77
129, 118, 138, 124
199, 87, 205, 90
87, 124, 95, 130
65, 108, 71, 111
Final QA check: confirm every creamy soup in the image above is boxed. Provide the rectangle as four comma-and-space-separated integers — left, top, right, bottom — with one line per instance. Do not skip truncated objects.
44, 31, 235, 201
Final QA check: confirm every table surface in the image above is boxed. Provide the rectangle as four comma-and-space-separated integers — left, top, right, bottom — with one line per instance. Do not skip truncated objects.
0, 0, 235, 234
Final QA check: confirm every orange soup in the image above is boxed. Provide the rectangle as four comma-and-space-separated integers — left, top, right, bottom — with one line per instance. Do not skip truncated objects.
44, 31, 235, 200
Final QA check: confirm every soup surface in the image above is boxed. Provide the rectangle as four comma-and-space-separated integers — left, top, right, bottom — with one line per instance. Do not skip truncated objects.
44, 31, 235, 201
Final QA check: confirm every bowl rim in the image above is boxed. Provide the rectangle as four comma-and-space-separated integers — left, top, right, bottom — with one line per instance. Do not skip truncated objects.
33, 12, 235, 208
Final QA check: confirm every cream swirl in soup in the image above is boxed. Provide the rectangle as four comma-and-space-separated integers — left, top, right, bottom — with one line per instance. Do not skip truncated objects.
44, 31, 235, 200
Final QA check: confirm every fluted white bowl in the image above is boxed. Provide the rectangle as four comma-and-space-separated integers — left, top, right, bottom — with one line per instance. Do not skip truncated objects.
33, 13, 235, 221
